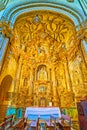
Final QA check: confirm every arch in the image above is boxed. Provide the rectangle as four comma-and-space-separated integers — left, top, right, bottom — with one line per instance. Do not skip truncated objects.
0, 75, 13, 102
1, 1, 86, 30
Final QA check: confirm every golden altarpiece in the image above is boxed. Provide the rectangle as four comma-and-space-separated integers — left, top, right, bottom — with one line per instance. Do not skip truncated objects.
0, 11, 87, 109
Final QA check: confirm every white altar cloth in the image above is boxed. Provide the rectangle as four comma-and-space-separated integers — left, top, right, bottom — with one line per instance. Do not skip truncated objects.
25, 107, 61, 120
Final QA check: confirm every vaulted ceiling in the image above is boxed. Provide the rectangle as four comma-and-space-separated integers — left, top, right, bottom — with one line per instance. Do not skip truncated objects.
0, 0, 86, 30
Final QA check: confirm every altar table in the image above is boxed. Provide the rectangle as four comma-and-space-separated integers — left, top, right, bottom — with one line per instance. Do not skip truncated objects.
25, 107, 61, 120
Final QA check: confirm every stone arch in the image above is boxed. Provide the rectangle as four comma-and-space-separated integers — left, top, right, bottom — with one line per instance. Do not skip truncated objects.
0, 75, 13, 103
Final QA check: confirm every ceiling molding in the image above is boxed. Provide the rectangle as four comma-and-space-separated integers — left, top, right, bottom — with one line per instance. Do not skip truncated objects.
66, 0, 74, 2
0, 0, 9, 11
1, 2, 85, 30
78, 0, 87, 17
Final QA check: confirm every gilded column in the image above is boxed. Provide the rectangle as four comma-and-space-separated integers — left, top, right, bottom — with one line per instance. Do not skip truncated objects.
52, 67, 58, 106
63, 56, 73, 91
14, 56, 23, 106
47, 68, 50, 81
78, 40, 87, 92
79, 40, 87, 69
62, 63, 68, 91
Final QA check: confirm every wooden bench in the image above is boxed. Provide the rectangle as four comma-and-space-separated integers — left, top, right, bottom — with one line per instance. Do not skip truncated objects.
45, 121, 55, 130
56, 114, 71, 130
12, 118, 27, 130
0, 115, 14, 130
30, 120, 37, 130
57, 121, 70, 130
12, 118, 24, 130
0, 122, 5, 130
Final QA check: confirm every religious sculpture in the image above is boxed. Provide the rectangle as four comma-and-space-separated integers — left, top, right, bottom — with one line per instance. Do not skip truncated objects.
38, 66, 47, 80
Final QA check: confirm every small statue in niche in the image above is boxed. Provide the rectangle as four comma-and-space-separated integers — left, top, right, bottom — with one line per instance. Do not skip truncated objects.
38, 46, 45, 56
38, 66, 47, 80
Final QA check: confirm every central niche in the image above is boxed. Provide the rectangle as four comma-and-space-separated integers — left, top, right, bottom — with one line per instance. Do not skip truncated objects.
39, 86, 46, 92
37, 65, 47, 80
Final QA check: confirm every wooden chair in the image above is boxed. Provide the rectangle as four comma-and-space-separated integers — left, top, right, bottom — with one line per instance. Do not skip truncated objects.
12, 118, 25, 130
0, 122, 5, 130
57, 114, 71, 130
45, 120, 55, 130
30, 120, 37, 130
0, 115, 14, 130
